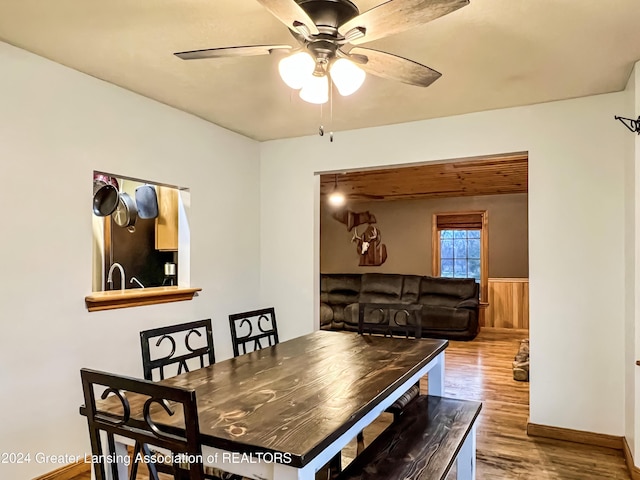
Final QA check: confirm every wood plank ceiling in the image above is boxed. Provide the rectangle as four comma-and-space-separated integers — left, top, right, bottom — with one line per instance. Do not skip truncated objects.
319, 153, 528, 201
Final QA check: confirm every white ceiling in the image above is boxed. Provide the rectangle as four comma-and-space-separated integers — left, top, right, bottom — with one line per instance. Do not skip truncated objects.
1, 0, 639, 141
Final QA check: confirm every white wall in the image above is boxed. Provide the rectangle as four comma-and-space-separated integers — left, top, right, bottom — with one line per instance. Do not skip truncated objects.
0, 42, 261, 479
625, 62, 637, 459
260, 93, 629, 436
0, 38, 632, 478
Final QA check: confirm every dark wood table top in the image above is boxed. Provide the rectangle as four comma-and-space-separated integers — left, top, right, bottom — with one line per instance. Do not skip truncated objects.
93, 330, 448, 468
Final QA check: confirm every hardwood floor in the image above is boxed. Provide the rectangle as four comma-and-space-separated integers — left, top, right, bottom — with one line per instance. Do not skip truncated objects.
347, 329, 629, 479
70, 329, 630, 480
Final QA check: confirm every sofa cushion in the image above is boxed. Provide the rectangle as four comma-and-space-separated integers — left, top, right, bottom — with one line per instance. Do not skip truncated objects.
400, 275, 422, 304
343, 303, 360, 330
421, 306, 471, 331
322, 274, 362, 305
418, 294, 463, 308
331, 305, 348, 323
420, 276, 478, 299
360, 273, 404, 303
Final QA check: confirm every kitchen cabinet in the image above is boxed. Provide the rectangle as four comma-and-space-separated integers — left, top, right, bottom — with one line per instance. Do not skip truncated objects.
155, 186, 179, 251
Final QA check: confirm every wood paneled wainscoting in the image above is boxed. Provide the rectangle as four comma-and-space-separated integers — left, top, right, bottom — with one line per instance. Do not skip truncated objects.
484, 278, 529, 329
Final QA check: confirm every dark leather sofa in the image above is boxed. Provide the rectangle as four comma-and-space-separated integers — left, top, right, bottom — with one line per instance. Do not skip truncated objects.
320, 273, 479, 340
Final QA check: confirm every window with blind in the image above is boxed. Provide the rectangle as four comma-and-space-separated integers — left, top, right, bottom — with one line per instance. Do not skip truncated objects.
432, 211, 488, 303
439, 229, 481, 283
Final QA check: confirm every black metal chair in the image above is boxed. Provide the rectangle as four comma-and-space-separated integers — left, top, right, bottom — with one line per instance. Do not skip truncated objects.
356, 303, 423, 454
140, 319, 215, 381
80, 368, 204, 480
228, 307, 279, 357
138, 320, 245, 480
228, 308, 344, 479
358, 302, 423, 339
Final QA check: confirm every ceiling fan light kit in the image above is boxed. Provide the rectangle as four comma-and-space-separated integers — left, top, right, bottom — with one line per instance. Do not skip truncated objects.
277, 48, 365, 102
278, 51, 316, 88
174, 0, 469, 105
329, 58, 366, 96
299, 71, 330, 104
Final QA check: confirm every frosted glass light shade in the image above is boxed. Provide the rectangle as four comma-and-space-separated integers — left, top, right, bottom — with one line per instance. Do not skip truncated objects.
278, 52, 315, 89
330, 58, 366, 96
299, 74, 329, 104
328, 191, 346, 207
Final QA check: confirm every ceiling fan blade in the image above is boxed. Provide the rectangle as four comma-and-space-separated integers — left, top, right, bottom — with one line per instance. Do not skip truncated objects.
349, 47, 441, 87
255, 0, 319, 35
339, 0, 469, 45
174, 45, 292, 60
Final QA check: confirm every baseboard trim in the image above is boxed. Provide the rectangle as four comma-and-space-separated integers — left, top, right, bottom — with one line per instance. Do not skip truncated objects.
624, 437, 640, 480
32, 458, 90, 480
481, 327, 529, 334
526, 422, 623, 450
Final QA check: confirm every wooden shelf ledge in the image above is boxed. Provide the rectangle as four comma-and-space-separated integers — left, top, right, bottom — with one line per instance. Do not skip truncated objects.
85, 286, 201, 312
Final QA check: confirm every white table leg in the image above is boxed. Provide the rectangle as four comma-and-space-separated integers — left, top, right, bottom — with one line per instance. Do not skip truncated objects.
197, 351, 447, 480
456, 424, 476, 480
427, 351, 445, 396
272, 462, 314, 480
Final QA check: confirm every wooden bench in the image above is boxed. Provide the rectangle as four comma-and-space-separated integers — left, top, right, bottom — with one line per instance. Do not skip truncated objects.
337, 395, 482, 480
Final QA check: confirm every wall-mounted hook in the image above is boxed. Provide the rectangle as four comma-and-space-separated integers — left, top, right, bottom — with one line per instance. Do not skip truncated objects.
615, 115, 640, 134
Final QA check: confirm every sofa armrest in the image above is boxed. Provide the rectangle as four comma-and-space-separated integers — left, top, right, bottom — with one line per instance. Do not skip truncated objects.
456, 298, 479, 309
320, 302, 334, 326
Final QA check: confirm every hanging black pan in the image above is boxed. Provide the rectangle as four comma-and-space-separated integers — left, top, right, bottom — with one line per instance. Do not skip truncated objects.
92, 180, 119, 216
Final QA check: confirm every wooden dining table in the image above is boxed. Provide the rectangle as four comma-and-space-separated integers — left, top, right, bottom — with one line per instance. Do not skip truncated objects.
89, 330, 448, 480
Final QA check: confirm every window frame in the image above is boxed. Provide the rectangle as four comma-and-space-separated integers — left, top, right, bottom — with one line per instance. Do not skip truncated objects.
431, 210, 488, 306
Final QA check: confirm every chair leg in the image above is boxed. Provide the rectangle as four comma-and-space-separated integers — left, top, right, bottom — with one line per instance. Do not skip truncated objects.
129, 442, 141, 480
356, 431, 365, 456
329, 451, 342, 479
141, 444, 160, 480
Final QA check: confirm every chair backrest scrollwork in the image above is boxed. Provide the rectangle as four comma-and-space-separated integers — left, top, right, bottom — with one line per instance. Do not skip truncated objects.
80, 368, 204, 480
358, 303, 423, 339
140, 319, 215, 381
228, 307, 279, 357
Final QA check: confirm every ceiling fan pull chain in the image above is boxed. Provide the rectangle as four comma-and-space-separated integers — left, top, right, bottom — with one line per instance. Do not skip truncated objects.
330, 83, 334, 142
319, 103, 324, 137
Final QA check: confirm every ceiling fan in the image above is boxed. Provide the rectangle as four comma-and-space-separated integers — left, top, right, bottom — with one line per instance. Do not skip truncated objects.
174, 0, 469, 104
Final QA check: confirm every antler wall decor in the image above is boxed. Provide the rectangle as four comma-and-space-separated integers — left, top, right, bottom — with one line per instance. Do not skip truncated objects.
331, 207, 387, 266
331, 208, 377, 231
352, 225, 387, 266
